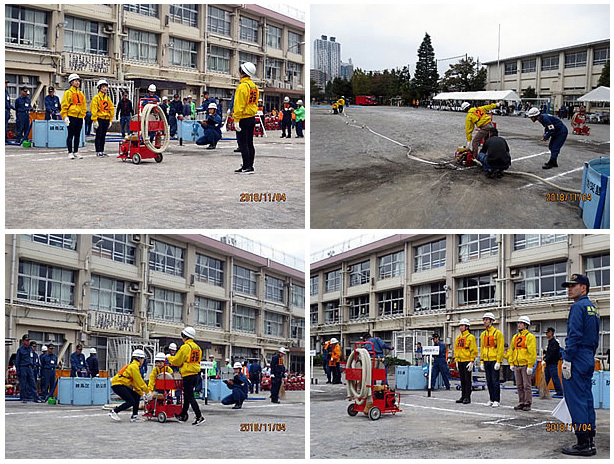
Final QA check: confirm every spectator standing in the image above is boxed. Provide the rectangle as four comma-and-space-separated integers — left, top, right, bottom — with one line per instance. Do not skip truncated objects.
70, 344, 87, 377
116, 91, 134, 138
86, 348, 99, 377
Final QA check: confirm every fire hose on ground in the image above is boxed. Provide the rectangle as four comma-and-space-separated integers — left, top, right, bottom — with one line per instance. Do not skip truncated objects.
345, 347, 372, 405
141, 103, 170, 154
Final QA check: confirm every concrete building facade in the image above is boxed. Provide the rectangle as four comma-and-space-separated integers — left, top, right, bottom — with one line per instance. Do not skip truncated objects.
6, 234, 305, 375
484, 39, 609, 110
310, 234, 609, 363
5, 4, 305, 113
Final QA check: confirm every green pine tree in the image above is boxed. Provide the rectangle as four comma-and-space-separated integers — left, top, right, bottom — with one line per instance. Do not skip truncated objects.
412, 33, 439, 100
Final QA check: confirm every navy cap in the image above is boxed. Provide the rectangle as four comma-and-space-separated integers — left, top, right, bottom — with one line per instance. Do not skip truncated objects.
562, 273, 590, 288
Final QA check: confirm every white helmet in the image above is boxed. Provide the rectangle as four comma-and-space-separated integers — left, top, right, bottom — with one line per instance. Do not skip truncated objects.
42, 345, 48, 352
162, 95, 168, 101
207, 102, 217, 110
240, 61, 256, 78
527, 107, 540, 118
132, 349, 146, 359
90, 348, 97, 354
284, 96, 290, 103
518, 315, 531, 326
226, 358, 230, 362
148, 84, 156, 92
330, 338, 338, 344
233, 362, 242, 369
278, 347, 287, 354
96, 79, 108, 89
483, 312, 496, 322
181, 326, 196, 339
297, 99, 303, 105
458, 318, 471, 326
154, 352, 166, 362
68, 73, 81, 83
460, 102, 471, 111
168, 343, 177, 351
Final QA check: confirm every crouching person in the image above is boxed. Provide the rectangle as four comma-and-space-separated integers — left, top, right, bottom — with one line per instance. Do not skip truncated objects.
222, 362, 249, 409
109, 349, 151, 422
477, 128, 511, 179
196, 103, 222, 149
149, 352, 174, 393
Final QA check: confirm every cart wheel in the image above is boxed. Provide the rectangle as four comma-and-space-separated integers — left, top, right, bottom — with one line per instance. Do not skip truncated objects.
347, 403, 358, 417
155, 153, 163, 163
132, 153, 141, 165
157, 411, 167, 423
368, 406, 381, 421
456, 385, 461, 390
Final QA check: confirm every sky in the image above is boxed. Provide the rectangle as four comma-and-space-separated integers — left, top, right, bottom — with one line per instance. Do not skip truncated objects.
310, 4, 610, 76
310, 231, 394, 263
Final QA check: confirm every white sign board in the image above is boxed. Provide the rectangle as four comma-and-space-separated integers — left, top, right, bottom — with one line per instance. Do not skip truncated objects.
309, 350, 317, 357
422, 346, 440, 355
200, 361, 214, 369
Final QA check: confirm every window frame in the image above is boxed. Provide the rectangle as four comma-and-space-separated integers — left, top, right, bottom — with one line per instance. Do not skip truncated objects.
90, 274, 135, 314
194, 295, 223, 328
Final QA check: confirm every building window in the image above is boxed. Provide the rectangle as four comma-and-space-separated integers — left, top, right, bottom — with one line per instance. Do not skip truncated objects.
240, 52, 259, 68
264, 311, 284, 337
325, 269, 341, 292
415, 239, 445, 271
149, 240, 185, 276
287, 61, 303, 83
310, 304, 318, 325
349, 295, 369, 321
565, 51, 587, 68
90, 275, 134, 314
349, 260, 370, 286
266, 24, 282, 49
585, 254, 610, 291
194, 296, 223, 328
291, 317, 304, 340
92, 234, 136, 265
377, 289, 404, 317
233, 304, 256, 333
593, 48, 610, 66
458, 274, 496, 307
458, 234, 497, 262
324, 301, 340, 323
240, 16, 258, 43
123, 29, 158, 63
195, 253, 224, 287
64, 16, 109, 56
541, 55, 559, 71
514, 234, 567, 250
233, 265, 257, 295
379, 251, 405, 279
169, 37, 198, 69
208, 45, 230, 74
17, 260, 75, 306
292, 285, 305, 308
169, 4, 198, 27
521, 58, 536, 73
288, 31, 302, 53
5, 6, 49, 48
265, 275, 284, 303
24, 234, 77, 251
514, 261, 567, 300
265, 58, 283, 80
504, 62, 517, 75
207, 6, 230, 36
123, 4, 158, 17
414, 281, 446, 312
310, 276, 319, 295
148, 287, 183, 322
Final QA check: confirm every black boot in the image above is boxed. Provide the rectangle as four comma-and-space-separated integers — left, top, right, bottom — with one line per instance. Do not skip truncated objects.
206, 142, 217, 150
589, 429, 597, 454
542, 158, 558, 169
562, 434, 595, 456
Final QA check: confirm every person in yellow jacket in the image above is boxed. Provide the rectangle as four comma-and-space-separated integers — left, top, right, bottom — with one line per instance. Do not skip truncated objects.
109, 349, 151, 422
60, 73, 87, 159
232, 62, 259, 174
509, 315, 537, 411
167, 326, 205, 425
332, 101, 339, 114
454, 318, 478, 404
90, 79, 115, 157
337, 96, 345, 114
329, 338, 342, 384
461, 100, 503, 154
148, 352, 174, 392
479, 312, 505, 408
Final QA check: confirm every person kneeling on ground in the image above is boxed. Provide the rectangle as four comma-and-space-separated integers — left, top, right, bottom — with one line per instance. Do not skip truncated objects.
109, 349, 151, 422
196, 103, 222, 149
222, 362, 249, 409
477, 128, 511, 178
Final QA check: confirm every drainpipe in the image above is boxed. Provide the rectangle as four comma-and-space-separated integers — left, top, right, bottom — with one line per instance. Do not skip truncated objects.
9, 235, 17, 343
229, 256, 233, 361
141, 240, 150, 340
498, 234, 506, 340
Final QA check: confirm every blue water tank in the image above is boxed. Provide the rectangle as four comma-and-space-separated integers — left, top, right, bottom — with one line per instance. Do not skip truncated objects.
72, 378, 93, 405
591, 371, 602, 409
57, 377, 73, 405
407, 366, 427, 390
178, 120, 203, 142
31, 120, 86, 148
395, 366, 409, 390
580, 158, 610, 229
602, 371, 610, 410
92, 378, 111, 405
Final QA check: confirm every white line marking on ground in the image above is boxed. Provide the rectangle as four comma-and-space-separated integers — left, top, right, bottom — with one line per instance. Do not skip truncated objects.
518, 166, 584, 190
310, 389, 326, 393
483, 418, 552, 430
400, 402, 512, 418
512, 151, 550, 162
5, 407, 101, 415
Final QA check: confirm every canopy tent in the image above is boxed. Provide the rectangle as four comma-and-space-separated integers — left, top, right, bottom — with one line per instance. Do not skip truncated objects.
577, 86, 610, 102
433, 90, 521, 102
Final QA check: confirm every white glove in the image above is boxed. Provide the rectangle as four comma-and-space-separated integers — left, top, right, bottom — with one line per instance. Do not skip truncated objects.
270, 374, 275, 378
466, 362, 474, 371
284, 373, 288, 379
494, 362, 500, 371
165, 354, 171, 359
527, 368, 534, 376
465, 141, 471, 149
64, 117, 70, 126
235, 123, 241, 132
562, 360, 572, 380
510, 365, 515, 371
93, 121, 99, 130
479, 363, 484, 372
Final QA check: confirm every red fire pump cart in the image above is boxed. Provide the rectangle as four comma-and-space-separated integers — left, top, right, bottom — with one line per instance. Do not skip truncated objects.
118, 98, 168, 164
143, 373, 183, 423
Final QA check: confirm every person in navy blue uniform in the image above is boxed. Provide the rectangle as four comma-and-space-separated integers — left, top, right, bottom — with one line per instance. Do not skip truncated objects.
168, 94, 183, 137
30, 341, 41, 397
116, 91, 134, 138
40, 343, 58, 399
86, 348, 99, 377
44, 87, 61, 120
199, 91, 214, 112
14, 86, 31, 140
196, 103, 223, 149
222, 362, 249, 409
322, 340, 332, 383
15, 334, 42, 403
560, 274, 600, 456
70, 344, 88, 377
527, 107, 568, 170
270, 347, 287, 403
430, 333, 451, 390
543, 327, 564, 396
5, 80, 15, 135
361, 332, 394, 385
248, 359, 262, 394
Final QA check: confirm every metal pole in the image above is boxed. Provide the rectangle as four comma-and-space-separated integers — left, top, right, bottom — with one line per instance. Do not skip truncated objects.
427, 354, 433, 397
497, 24, 501, 91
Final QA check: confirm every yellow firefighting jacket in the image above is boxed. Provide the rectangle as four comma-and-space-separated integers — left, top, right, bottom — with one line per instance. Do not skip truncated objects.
167, 339, 202, 377
465, 103, 498, 142
60, 86, 87, 119
148, 364, 174, 391
509, 329, 537, 367
90, 92, 115, 122
480, 326, 505, 362
454, 330, 478, 362
111, 359, 150, 395
233, 77, 259, 121
338, 98, 345, 106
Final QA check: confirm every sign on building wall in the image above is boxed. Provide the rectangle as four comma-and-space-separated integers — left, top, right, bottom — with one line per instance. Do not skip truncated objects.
62, 52, 112, 75
88, 311, 137, 333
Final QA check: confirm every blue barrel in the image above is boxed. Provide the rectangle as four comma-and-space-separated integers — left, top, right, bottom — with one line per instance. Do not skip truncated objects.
407, 366, 427, 390
580, 158, 610, 229
591, 371, 602, 409
92, 378, 111, 405
602, 371, 610, 410
73, 378, 93, 405
57, 377, 73, 405
395, 366, 409, 390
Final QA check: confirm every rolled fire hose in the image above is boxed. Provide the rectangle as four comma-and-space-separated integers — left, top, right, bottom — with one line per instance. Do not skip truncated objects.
346, 347, 372, 405
141, 103, 170, 154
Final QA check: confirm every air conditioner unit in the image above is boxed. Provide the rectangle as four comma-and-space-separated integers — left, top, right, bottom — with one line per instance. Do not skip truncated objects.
129, 283, 140, 292
510, 269, 520, 277
131, 234, 141, 243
